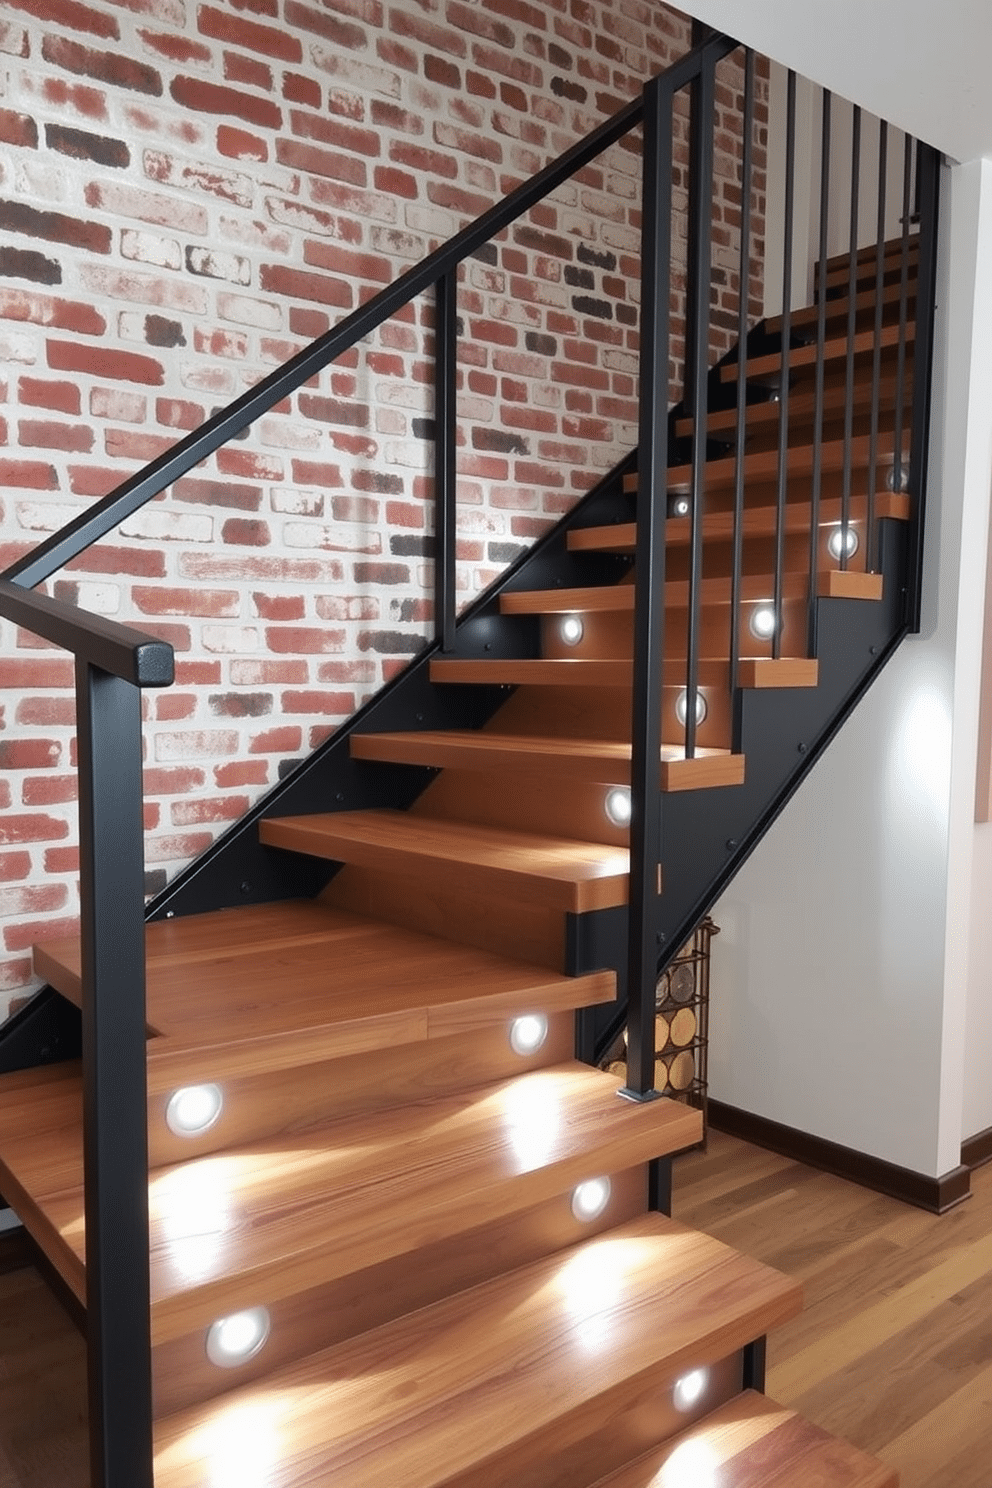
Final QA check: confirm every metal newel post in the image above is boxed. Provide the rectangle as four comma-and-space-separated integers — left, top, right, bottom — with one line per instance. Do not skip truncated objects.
76, 659, 154, 1488
434, 270, 459, 652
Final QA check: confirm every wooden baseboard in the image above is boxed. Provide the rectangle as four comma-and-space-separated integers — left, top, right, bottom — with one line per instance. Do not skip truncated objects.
961, 1124, 992, 1171
707, 1100, 972, 1214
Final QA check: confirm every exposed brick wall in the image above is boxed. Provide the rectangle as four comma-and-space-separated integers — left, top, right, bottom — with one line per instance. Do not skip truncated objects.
0, 0, 767, 1015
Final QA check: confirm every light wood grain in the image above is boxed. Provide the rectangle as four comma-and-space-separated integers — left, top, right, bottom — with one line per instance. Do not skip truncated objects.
591, 1391, 897, 1487
615, 477, 911, 522
738, 658, 819, 689
674, 371, 912, 441
429, 656, 731, 689
152, 1164, 650, 1418
503, 569, 881, 614
152, 1212, 801, 1488
500, 584, 635, 615
409, 764, 631, 847
722, 322, 917, 384
765, 278, 916, 337
260, 809, 630, 912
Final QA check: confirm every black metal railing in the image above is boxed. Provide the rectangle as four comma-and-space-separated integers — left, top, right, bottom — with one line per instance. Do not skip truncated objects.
0, 25, 942, 1485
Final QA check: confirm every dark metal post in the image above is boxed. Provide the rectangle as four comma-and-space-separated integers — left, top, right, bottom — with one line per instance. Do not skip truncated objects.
729, 50, 755, 685
867, 120, 888, 572
904, 143, 940, 631
840, 105, 862, 572
772, 71, 797, 659
892, 136, 915, 509
434, 271, 458, 652
649, 1156, 673, 1216
76, 659, 154, 1488
683, 52, 716, 758
623, 68, 674, 1102
807, 89, 832, 655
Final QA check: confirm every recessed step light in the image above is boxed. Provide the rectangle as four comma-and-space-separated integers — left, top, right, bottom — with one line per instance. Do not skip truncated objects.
827, 524, 859, 560
206, 1306, 271, 1368
749, 605, 777, 640
165, 1084, 223, 1138
675, 689, 708, 727
604, 787, 632, 826
560, 615, 584, 645
509, 1013, 549, 1056
571, 1176, 612, 1222
673, 1366, 709, 1410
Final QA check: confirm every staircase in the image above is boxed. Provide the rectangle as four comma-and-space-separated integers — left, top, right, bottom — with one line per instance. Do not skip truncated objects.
0, 33, 934, 1488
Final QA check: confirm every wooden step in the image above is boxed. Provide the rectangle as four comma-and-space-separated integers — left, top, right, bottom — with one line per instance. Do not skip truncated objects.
430, 655, 818, 691
590, 1390, 897, 1488
259, 809, 630, 912
766, 278, 915, 338
818, 231, 918, 279
34, 901, 614, 1075
503, 570, 883, 613
817, 244, 918, 296
674, 371, 911, 441
152, 1211, 803, 1488
722, 321, 916, 385
572, 493, 908, 558
352, 729, 746, 792
621, 442, 912, 502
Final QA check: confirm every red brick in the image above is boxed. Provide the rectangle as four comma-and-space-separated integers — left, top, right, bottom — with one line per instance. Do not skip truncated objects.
199, 4, 303, 61
259, 263, 353, 309
171, 794, 250, 825
0, 458, 58, 489
0, 851, 31, 883
0, 108, 37, 149
0, 813, 70, 845
5, 913, 80, 952
137, 28, 212, 65
0, 739, 61, 769
275, 138, 368, 187
1, 199, 111, 255
218, 125, 268, 162
142, 766, 207, 795
251, 592, 305, 620
264, 626, 345, 654
249, 725, 302, 754
214, 760, 269, 787
222, 518, 271, 546
281, 689, 354, 714
13, 0, 117, 39
170, 75, 282, 129
65, 543, 166, 578
18, 419, 94, 452
21, 775, 78, 805
43, 848, 79, 875
284, 0, 367, 50
47, 339, 164, 385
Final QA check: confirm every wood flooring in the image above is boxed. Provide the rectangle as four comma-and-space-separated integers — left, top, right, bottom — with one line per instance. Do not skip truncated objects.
0, 1131, 988, 1488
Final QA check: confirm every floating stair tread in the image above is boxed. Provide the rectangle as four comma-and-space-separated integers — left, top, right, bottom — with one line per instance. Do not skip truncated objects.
820, 232, 919, 276
352, 730, 745, 790
674, 373, 912, 439
153, 1212, 802, 1488
575, 492, 910, 555
623, 441, 912, 499
591, 1391, 897, 1488
721, 322, 915, 384
260, 809, 629, 913
3, 1064, 703, 1338
33, 900, 614, 1061
766, 277, 915, 336
501, 571, 882, 611
430, 656, 816, 692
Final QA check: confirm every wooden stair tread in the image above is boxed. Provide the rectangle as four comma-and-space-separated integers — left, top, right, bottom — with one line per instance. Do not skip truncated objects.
260, 809, 630, 912
430, 656, 817, 691
1, 1065, 702, 1335
501, 570, 882, 612
33, 899, 614, 1059
576, 492, 909, 555
722, 321, 915, 384
591, 1391, 897, 1488
623, 441, 912, 499
765, 277, 915, 336
674, 372, 911, 439
152, 1212, 802, 1488
820, 231, 918, 276
351, 729, 745, 790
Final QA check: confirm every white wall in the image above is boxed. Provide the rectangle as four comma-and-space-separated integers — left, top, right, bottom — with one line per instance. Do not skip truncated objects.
710, 156, 992, 1176
680, 0, 992, 165
965, 826, 992, 1139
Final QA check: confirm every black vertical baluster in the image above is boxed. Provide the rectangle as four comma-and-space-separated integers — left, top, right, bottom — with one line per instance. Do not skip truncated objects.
76, 660, 154, 1488
840, 105, 861, 573
807, 90, 831, 656
729, 50, 755, 685
866, 120, 888, 573
892, 136, 914, 501
624, 68, 674, 1102
683, 56, 715, 758
905, 143, 940, 630
772, 71, 796, 660
434, 271, 458, 652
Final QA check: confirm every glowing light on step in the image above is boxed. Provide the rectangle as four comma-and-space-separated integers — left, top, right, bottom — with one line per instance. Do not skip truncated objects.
509, 1013, 549, 1056
827, 524, 859, 560
206, 1306, 271, 1368
166, 1083, 224, 1137
675, 689, 708, 727
505, 1074, 563, 1170
671, 495, 691, 518
181, 1397, 282, 1488
749, 604, 778, 640
560, 614, 584, 645
604, 786, 632, 827
571, 1176, 611, 1221
673, 1367, 709, 1410
651, 1437, 719, 1485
